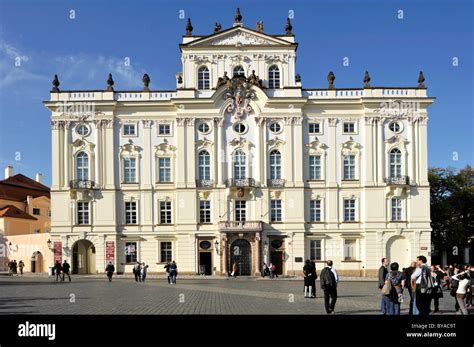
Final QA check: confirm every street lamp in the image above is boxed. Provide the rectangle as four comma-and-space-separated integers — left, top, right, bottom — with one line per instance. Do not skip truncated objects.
214, 240, 219, 255
47, 239, 52, 249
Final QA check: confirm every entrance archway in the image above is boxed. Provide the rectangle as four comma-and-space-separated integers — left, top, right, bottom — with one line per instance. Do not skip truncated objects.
230, 239, 252, 276
31, 251, 43, 273
386, 236, 410, 268
72, 239, 96, 274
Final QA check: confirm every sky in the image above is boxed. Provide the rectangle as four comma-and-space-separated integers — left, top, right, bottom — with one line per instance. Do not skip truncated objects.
0, 0, 472, 186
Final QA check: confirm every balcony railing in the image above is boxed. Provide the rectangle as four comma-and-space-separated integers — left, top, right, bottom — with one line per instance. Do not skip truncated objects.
226, 178, 256, 188
385, 176, 409, 186
196, 179, 214, 188
218, 220, 263, 232
267, 178, 286, 188
69, 180, 99, 190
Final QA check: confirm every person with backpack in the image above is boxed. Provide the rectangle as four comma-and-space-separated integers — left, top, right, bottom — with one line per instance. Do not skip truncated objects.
411, 255, 433, 316
62, 260, 71, 282
320, 260, 338, 314
378, 258, 390, 314
105, 262, 115, 282
452, 270, 470, 314
303, 259, 314, 298
383, 262, 405, 315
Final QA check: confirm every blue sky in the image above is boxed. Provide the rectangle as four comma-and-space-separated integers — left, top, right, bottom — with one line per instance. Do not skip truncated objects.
0, 0, 472, 186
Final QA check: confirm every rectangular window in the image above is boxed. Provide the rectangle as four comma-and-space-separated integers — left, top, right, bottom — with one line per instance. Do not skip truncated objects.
125, 242, 137, 263
310, 240, 322, 261
158, 124, 171, 135
309, 155, 321, 180
391, 198, 403, 221
160, 241, 172, 263
123, 158, 136, 183
343, 122, 355, 134
270, 199, 282, 222
158, 157, 171, 182
77, 202, 89, 225
344, 199, 356, 222
199, 200, 211, 223
310, 200, 321, 222
123, 124, 136, 136
344, 239, 356, 260
33, 208, 40, 215
160, 201, 172, 224
343, 155, 356, 180
125, 201, 137, 225
235, 200, 246, 222
308, 122, 321, 134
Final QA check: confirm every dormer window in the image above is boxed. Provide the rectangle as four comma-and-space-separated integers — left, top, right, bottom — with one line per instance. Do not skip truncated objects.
268, 65, 280, 88
197, 66, 210, 90
233, 66, 245, 77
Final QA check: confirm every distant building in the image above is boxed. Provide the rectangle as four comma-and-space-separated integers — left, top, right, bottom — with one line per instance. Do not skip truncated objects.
0, 166, 52, 272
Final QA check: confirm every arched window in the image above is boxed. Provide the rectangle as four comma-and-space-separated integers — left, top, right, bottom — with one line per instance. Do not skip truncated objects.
197, 66, 210, 90
198, 150, 211, 180
268, 65, 280, 88
76, 152, 89, 181
269, 150, 281, 180
233, 150, 246, 179
390, 148, 402, 177
233, 66, 245, 77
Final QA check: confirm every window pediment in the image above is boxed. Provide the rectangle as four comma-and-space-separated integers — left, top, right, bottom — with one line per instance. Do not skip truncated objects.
195, 138, 214, 150
120, 141, 142, 157
267, 137, 285, 150
341, 137, 362, 154
228, 136, 253, 150
306, 137, 327, 154
385, 134, 409, 150
155, 141, 177, 156
71, 138, 95, 154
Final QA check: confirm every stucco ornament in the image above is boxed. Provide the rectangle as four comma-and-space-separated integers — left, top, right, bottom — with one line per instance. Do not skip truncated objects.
225, 77, 255, 120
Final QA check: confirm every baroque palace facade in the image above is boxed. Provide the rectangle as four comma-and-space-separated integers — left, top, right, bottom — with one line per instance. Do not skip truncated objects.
44, 10, 434, 276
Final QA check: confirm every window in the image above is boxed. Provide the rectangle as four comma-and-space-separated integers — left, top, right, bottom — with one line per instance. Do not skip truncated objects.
343, 122, 355, 134
160, 241, 172, 263
389, 148, 402, 177
310, 240, 322, 261
76, 124, 90, 136
125, 201, 137, 225
235, 200, 246, 221
123, 124, 136, 136
269, 150, 281, 180
76, 152, 89, 181
344, 240, 356, 260
389, 121, 401, 133
197, 66, 210, 90
198, 150, 211, 180
269, 122, 281, 134
123, 158, 136, 183
270, 199, 282, 222
233, 65, 245, 77
308, 122, 321, 134
77, 202, 89, 225
391, 198, 403, 221
310, 200, 321, 222
344, 199, 356, 222
158, 124, 171, 135
268, 65, 280, 88
159, 201, 172, 224
233, 122, 247, 134
233, 150, 246, 179
125, 242, 137, 263
309, 155, 321, 180
199, 200, 211, 223
197, 122, 210, 134
33, 208, 40, 216
343, 155, 356, 180
158, 157, 171, 182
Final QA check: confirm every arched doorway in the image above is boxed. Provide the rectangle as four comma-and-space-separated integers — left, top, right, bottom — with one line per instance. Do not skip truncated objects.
31, 251, 43, 273
72, 240, 96, 274
386, 236, 410, 268
230, 239, 252, 276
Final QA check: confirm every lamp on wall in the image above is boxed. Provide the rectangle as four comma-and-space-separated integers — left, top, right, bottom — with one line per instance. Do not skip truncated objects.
214, 240, 219, 255
46, 239, 52, 249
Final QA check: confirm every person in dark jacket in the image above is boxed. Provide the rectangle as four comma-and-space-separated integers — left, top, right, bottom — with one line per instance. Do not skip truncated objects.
62, 260, 71, 282
385, 262, 405, 315
169, 261, 178, 284
310, 261, 317, 298
378, 258, 390, 314
164, 262, 171, 284
54, 260, 62, 282
303, 260, 314, 298
404, 261, 417, 314
320, 260, 338, 314
105, 262, 115, 282
431, 265, 445, 313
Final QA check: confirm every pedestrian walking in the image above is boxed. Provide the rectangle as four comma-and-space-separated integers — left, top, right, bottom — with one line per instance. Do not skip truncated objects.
404, 261, 416, 315
411, 255, 433, 316
12, 260, 18, 275
431, 265, 444, 313
310, 261, 317, 298
303, 259, 314, 298
105, 262, 115, 282
228, 262, 238, 279
18, 260, 24, 275
62, 260, 71, 282
141, 263, 148, 282
378, 258, 390, 314
452, 270, 470, 315
384, 262, 405, 315
169, 261, 177, 284
262, 263, 268, 278
320, 260, 338, 314
268, 262, 274, 279
54, 260, 62, 282
8, 261, 13, 276
133, 262, 141, 282
164, 262, 171, 284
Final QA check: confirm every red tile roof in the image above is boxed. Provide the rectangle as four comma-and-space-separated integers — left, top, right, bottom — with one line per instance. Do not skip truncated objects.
0, 174, 50, 201
0, 205, 37, 220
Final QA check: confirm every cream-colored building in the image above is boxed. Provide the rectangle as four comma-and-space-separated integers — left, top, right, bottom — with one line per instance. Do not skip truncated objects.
44, 11, 433, 276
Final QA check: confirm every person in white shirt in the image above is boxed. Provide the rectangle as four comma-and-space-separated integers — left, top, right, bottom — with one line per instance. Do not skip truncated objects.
411, 255, 432, 315
452, 271, 470, 315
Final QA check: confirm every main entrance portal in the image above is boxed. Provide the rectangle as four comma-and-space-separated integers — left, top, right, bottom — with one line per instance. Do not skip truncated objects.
230, 239, 252, 276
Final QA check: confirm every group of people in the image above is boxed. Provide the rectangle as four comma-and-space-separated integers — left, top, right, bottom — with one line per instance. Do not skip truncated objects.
163, 261, 178, 284
132, 262, 149, 282
52, 260, 71, 282
261, 262, 278, 279
379, 256, 473, 315
7, 260, 24, 275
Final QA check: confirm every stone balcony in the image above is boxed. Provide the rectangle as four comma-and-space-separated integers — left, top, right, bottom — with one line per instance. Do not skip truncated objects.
225, 178, 256, 188
267, 178, 286, 188
195, 179, 214, 188
385, 176, 410, 186
69, 179, 100, 190
218, 221, 263, 232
